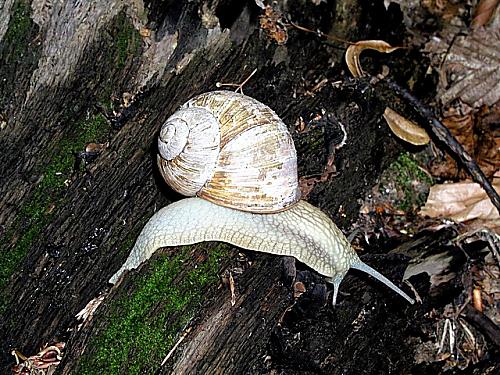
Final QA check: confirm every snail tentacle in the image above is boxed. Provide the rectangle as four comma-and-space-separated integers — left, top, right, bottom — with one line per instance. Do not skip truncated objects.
350, 260, 415, 304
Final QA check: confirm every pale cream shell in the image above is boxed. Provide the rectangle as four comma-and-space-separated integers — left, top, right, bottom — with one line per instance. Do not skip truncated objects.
158, 107, 220, 196
158, 90, 300, 213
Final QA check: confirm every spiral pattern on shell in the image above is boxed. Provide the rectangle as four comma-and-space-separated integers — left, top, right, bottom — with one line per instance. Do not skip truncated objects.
158, 91, 300, 213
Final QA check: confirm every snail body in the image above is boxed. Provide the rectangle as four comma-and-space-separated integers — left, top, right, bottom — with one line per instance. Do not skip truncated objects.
110, 91, 414, 305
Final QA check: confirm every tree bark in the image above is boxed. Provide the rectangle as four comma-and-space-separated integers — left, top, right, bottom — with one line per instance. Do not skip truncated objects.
0, 0, 446, 374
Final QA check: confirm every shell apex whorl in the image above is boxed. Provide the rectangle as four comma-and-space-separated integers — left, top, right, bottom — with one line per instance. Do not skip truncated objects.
158, 118, 189, 160
158, 106, 221, 196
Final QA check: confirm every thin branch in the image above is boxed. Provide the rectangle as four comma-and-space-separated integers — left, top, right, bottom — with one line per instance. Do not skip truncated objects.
378, 78, 500, 214
288, 22, 352, 44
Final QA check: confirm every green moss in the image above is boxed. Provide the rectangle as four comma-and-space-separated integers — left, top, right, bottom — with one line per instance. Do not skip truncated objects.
3, 0, 33, 59
114, 13, 142, 70
384, 152, 433, 211
77, 244, 229, 375
0, 114, 110, 310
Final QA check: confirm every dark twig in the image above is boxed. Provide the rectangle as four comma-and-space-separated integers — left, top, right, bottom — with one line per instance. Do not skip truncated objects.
381, 78, 500, 214
462, 304, 500, 349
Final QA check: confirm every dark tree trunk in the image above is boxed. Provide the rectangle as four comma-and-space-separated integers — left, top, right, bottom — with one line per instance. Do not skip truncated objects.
1, 1, 478, 374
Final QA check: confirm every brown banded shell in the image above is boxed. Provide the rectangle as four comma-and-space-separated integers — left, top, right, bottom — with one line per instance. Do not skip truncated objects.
157, 90, 300, 213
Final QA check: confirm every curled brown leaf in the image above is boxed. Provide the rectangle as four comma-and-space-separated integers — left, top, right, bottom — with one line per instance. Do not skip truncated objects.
345, 40, 401, 78
383, 108, 430, 145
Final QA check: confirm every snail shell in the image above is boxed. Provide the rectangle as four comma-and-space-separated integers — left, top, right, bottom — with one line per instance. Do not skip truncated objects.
158, 91, 300, 213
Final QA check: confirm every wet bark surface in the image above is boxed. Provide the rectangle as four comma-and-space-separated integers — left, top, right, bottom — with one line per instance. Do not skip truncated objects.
1, 0, 497, 374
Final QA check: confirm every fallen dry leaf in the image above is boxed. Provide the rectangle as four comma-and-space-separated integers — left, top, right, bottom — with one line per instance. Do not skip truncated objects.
345, 40, 401, 78
430, 107, 475, 178
425, 27, 500, 108
85, 142, 108, 153
419, 179, 500, 222
430, 103, 499, 179
298, 153, 337, 199
471, 0, 499, 29
383, 107, 430, 145
12, 343, 65, 375
259, 5, 288, 45
475, 104, 500, 177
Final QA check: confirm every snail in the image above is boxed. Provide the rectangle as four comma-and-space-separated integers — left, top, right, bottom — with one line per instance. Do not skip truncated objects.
109, 91, 414, 305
